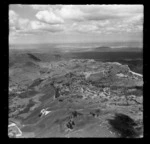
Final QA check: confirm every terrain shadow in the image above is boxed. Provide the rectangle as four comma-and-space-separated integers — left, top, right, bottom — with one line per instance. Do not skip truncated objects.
108, 113, 139, 138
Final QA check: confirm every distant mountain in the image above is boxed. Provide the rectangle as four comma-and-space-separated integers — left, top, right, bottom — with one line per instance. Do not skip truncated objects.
91, 46, 142, 52
92, 46, 111, 52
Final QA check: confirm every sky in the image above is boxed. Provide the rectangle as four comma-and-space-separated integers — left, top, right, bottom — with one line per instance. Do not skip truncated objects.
9, 4, 143, 44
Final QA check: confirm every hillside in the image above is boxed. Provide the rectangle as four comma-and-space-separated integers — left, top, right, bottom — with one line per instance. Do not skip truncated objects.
9, 59, 143, 138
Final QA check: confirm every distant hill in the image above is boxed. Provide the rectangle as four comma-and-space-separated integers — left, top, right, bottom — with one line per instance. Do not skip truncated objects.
91, 46, 142, 52
92, 46, 111, 52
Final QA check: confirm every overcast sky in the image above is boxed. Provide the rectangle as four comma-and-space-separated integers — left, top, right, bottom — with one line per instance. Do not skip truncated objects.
9, 5, 143, 44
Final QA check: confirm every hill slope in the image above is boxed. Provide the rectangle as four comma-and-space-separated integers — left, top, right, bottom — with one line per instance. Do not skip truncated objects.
9, 59, 143, 138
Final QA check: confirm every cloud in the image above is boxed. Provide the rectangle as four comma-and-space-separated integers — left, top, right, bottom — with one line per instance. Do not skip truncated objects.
71, 22, 99, 33
57, 5, 85, 21
30, 5, 143, 31
30, 21, 64, 32
96, 20, 110, 27
56, 5, 143, 22
10, 5, 143, 44
30, 5, 51, 10
125, 13, 143, 25
30, 5, 143, 23
9, 9, 64, 35
9, 10, 29, 33
30, 5, 63, 11
9, 10, 31, 32
112, 13, 143, 33
69, 5, 143, 34
36, 10, 64, 24
79, 5, 143, 16
69, 12, 143, 34
9, 10, 19, 26
17, 18, 30, 30
17, 4, 23, 8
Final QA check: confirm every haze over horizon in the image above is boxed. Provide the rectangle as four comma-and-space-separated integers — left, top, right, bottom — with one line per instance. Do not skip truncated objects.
9, 4, 143, 46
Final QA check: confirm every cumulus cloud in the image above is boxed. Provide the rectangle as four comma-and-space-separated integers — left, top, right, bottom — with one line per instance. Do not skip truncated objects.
16, 21, 64, 34
30, 5, 143, 22
55, 5, 143, 22
9, 10, 19, 26
29, 5, 143, 33
30, 21, 64, 32
10, 4, 143, 43
30, 5, 51, 10
9, 9, 64, 35
57, 5, 85, 21
9, 10, 30, 32
125, 13, 143, 25
36, 10, 64, 24
69, 5, 143, 33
